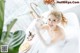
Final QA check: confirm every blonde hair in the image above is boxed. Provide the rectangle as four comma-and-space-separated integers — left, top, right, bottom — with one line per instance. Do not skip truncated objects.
48, 11, 67, 26
61, 13, 67, 26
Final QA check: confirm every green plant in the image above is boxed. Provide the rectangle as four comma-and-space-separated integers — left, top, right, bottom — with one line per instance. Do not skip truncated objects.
0, 0, 26, 53
0, 0, 4, 37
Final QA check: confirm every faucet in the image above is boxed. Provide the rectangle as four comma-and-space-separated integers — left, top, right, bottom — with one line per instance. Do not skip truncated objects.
30, 3, 41, 18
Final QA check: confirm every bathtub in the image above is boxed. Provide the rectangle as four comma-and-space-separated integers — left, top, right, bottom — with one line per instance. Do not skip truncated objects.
19, 12, 79, 53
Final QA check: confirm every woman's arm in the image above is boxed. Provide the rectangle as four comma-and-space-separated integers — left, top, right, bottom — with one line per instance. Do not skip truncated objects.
35, 24, 53, 47
36, 19, 49, 30
38, 33, 57, 47
41, 24, 49, 29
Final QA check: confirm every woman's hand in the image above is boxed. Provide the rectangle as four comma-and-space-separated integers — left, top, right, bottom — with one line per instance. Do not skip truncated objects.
35, 19, 44, 29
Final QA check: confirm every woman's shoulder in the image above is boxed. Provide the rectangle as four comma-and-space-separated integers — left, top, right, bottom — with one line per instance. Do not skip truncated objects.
57, 25, 64, 32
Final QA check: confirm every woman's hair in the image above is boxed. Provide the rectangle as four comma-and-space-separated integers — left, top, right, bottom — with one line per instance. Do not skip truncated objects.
61, 13, 67, 26
48, 11, 67, 26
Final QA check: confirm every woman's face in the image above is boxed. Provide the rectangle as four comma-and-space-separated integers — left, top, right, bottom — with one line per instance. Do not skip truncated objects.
48, 15, 60, 27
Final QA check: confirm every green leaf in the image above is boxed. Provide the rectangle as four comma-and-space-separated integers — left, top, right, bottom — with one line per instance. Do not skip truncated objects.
0, 31, 14, 53
0, 0, 5, 39
0, 0, 25, 53
0, 30, 26, 53
10, 31, 25, 48
5, 19, 17, 40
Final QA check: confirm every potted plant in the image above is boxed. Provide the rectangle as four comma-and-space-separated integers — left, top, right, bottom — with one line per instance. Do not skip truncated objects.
0, 0, 26, 53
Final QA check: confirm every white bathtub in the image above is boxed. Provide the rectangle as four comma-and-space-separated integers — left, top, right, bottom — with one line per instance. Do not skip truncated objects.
19, 12, 79, 53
